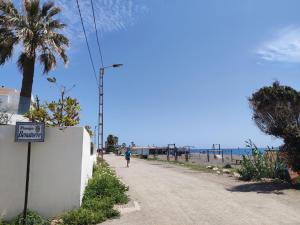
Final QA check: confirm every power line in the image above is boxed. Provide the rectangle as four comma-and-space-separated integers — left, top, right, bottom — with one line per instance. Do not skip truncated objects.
90, 0, 104, 67
75, 0, 99, 86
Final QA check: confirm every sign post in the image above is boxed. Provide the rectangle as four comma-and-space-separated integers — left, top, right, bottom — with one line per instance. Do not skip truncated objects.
15, 122, 45, 225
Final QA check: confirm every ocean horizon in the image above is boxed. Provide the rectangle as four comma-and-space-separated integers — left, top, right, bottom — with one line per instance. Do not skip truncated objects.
190, 147, 279, 156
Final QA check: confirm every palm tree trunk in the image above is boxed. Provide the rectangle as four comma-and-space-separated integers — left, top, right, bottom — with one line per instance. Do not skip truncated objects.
18, 56, 35, 114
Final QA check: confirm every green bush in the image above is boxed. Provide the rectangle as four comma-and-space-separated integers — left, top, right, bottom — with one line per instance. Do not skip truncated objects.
61, 158, 127, 225
81, 197, 119, 218
12, 211, 49, 225
0, 219, 5, 225
84, 164, 128, 205
62, 209, 105, 225
238, 140, 288, 181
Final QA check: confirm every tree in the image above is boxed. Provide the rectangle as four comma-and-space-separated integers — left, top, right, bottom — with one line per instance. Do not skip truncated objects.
0, 0, 69, 114
47, 97, 80, 127
106, 134, 119, 153
25, 96, 50, 123
25, 95, 80, 127
249, 82, 300, 172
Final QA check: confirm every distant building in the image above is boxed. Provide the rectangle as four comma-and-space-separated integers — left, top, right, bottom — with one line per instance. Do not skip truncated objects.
0, 87, 29, 124
0, 88, 19, 113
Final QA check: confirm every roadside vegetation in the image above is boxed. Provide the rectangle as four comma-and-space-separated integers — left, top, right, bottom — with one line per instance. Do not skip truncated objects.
2, 158, 128, 225
238, 140, 288, 181
249, 82, 300, 173
60, 157, 128, 225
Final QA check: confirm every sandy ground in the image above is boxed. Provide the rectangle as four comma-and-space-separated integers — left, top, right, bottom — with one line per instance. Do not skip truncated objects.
151, 153, 242, 167
101, 154, 300, 225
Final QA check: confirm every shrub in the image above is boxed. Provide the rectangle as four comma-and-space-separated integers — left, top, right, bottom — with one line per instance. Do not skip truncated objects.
61, 158, 127, 225
81, 197, 119, 218
238, 140, 288, 181
84, 165, 128, 205
61, 209, 105, 225
12, 210, 49, 225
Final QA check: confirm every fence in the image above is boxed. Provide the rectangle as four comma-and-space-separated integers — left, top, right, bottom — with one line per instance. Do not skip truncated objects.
147, 149, 244, 166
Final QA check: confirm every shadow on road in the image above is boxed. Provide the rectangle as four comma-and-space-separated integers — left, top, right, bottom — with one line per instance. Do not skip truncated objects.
227, 182, 300, 195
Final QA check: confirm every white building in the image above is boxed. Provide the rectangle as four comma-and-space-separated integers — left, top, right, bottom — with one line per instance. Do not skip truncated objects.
0, 88, 20, 112
0, 88, 29, 124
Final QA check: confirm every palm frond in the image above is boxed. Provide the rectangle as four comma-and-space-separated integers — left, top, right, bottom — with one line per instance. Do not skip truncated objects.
39, 49, 56, 74
59, 48, 68, 65
0, 0, 21, 27
52, 33, 69, 47
24, 0, 40, 21
47, 19, 66, 30
0, 0, 19, 18
41, 1, 54, 17
45, 6, 61, 20
0, 28, 18, 64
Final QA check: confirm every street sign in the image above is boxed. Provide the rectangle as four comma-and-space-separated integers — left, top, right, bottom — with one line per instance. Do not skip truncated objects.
15, 122, 45, 142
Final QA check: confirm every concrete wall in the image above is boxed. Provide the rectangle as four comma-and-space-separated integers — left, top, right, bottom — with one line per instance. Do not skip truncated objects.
0, 125, 95, 220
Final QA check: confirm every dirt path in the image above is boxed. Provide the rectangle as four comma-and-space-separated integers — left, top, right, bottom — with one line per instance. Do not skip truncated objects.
102, 154, 300, 225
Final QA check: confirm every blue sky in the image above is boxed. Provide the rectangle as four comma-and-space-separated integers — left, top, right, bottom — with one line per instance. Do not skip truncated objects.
2, 0, 300, 148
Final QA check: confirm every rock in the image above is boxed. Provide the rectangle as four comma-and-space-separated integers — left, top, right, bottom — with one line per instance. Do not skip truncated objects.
261, 178, 273, 183
51, 219, 63, 225
206, 165, 213, 169
215, 154, 222, 159
212, 167, 219, 171
223, 163, 232, 169
222, 169, 230, 174
216, 171, 221, 174
233, 172, 241, 178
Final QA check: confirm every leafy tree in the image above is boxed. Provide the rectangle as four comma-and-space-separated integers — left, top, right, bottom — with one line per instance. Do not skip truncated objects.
249, 82, 300, 172
25, 95, 80, 127
25, 96, 49, 123
48, 97, 80, 127
106, 135, 119, 153
0, 0, 69, 114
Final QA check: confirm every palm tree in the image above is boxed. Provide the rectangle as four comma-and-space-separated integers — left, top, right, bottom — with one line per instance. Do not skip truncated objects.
0, 0, 69, 114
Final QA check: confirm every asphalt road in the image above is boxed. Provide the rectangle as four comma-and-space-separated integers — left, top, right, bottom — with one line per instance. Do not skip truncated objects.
101, 154, 300, 225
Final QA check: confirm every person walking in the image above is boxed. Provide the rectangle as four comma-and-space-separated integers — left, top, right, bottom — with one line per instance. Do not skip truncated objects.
125, 148, 132, 167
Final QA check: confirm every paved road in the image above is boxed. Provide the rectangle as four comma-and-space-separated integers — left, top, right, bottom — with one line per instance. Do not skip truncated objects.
102, 154, 300, 225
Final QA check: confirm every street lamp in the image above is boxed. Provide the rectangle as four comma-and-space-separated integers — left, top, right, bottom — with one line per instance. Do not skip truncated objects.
98, 64, 123, 158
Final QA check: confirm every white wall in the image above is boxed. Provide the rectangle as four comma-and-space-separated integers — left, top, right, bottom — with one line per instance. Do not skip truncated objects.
0, 125, 95, 220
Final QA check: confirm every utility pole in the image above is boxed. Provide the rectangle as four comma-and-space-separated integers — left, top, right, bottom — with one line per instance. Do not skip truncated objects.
98, 68, 104, 158
97, 64, 123, 159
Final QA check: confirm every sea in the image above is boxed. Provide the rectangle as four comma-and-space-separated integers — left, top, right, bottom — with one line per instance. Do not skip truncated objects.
190, 147, 279, 156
